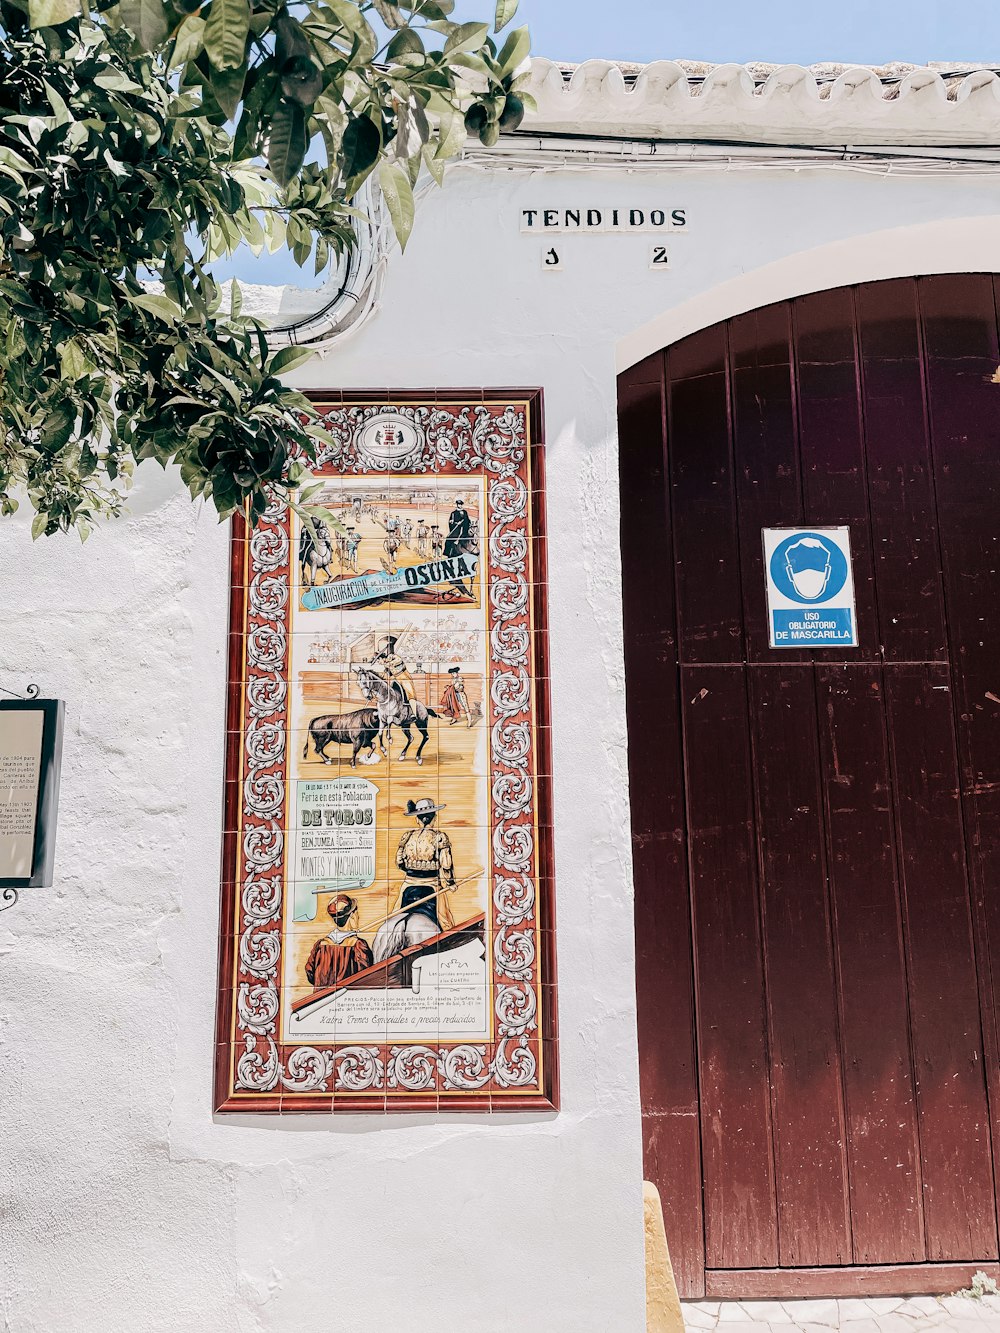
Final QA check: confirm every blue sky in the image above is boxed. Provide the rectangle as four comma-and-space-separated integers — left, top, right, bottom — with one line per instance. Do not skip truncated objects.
473, 0, 1000, 67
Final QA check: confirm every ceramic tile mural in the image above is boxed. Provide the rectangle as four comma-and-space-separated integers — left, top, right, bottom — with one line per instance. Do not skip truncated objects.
214, 391, 557, 1112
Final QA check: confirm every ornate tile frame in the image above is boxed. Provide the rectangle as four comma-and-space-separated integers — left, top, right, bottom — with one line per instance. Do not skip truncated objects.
214, 389, 558, 1112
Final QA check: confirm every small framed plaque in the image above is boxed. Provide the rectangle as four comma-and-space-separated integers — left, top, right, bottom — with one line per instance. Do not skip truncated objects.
0, 697, 65, 891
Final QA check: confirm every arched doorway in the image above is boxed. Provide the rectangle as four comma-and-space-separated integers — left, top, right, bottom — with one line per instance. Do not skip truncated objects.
620, 275, 1000, 1300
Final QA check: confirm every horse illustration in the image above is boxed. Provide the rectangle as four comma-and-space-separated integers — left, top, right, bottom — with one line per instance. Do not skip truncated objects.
372, 888, 482, 988
355, 667, 437, 764
299, 521, 335, 588
303, 707, 381, 767
372, 903, 441, 987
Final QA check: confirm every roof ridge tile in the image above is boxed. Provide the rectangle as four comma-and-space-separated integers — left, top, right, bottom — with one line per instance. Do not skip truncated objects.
525, 56, 1000, 146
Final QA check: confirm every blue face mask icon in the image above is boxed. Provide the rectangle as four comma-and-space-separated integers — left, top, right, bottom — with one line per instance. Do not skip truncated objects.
783, 537, 832, 601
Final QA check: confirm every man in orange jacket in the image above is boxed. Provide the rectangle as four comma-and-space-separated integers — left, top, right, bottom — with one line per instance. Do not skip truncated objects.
305, 894, 374, 990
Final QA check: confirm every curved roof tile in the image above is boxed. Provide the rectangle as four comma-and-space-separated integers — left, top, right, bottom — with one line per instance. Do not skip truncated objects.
523, 57, 1000, 146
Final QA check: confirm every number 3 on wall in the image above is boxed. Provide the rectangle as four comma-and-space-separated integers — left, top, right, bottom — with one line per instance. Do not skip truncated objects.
650, 245, 669, 270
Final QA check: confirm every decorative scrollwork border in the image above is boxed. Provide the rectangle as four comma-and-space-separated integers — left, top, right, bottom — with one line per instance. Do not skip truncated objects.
215, 390, 557, 1113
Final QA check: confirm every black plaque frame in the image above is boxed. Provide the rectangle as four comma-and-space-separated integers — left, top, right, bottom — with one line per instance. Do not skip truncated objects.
0, 698, 65, 890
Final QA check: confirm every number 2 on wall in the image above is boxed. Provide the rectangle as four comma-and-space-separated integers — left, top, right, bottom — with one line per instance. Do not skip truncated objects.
650, 245, 669, 270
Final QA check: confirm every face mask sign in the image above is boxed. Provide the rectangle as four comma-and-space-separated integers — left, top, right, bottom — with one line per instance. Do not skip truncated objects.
763, 526, 859, 649
783, 537, 833, 601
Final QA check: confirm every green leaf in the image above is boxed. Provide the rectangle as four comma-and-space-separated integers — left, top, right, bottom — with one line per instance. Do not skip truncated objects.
324, 0, 377, 62
495, 24, 529, 78
39, 401, 75, 452
127, 292, 182, 322
233, 65, 279, 155
436, 107, 468, 159
265, 212, 287, 253
391, 99, 427, 163
267, 99, 307, 186
315, 91, 347, 138
378, 158, 414, 251
118, 0, 169, 48
268, 344, 316, 376
203, 0, 250, 71
94, 68, 143, 90
171, 15, 206, 66
274, 11, 310, 62
446, 50, 490, 77
422, 141, 444, 186
341, 113, 380, 180
494, 0, 518, 30
58, 338, 92, 380
28, 0, 80, 25
209, 62, 246, 119
370, 0, 405, 28
443, 20, 489, 57
42, 80, 72, 126
234, 206, 264, 253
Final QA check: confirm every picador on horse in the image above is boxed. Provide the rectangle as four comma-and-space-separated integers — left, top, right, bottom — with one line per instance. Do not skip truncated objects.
357, 637, 438, 764
371, 634, 414, 708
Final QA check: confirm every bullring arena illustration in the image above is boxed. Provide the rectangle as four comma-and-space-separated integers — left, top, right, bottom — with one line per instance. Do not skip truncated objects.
282, 475, 491, 1044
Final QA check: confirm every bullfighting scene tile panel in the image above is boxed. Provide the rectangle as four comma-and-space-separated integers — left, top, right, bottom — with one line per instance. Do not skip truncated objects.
215, 393, 557, 1112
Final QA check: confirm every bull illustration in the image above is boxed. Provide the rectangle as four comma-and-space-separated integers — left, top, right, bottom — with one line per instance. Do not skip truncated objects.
303, 707, 382, 767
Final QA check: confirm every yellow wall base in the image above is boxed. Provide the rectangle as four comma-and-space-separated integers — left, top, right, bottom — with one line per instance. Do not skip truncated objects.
644, 1181, 685, 1333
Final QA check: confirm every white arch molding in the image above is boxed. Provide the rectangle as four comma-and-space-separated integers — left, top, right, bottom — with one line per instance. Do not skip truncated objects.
616, 213, 1000, 371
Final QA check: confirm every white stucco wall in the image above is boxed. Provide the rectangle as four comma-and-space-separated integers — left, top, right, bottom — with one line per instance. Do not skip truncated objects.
2, 155, 1000, 1333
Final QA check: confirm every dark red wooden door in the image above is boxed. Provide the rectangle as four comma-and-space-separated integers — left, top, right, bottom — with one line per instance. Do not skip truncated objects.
620, 275, 1000, 1299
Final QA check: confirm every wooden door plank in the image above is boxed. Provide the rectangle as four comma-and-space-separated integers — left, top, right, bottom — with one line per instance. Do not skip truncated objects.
792, 288, 880, 658
749, 665, 853, 1266
816, 663, 925, 1263
644, 1112, 707, 1300
856, 278, 948, 664
619, 357, 706, 1297
681, 663, 778, 1270
667, 327, 744, 664
729, 304, 806, 665
705, 1262, 1000, 1300
920, 272, 1000, 1257
885, 662, 998, 1260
